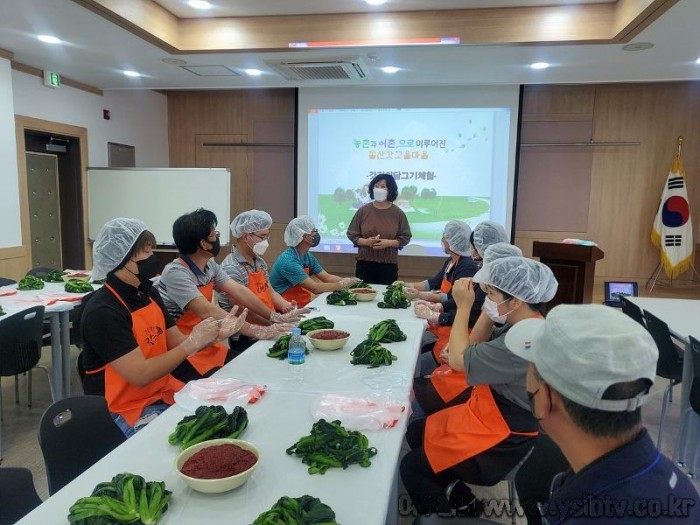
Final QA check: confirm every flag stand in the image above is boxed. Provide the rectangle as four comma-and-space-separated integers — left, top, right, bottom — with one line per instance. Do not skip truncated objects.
647, 136, 700, 294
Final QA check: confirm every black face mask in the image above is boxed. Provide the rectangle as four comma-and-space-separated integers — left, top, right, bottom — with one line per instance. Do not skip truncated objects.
310, 232, 321, 247
203, 238, 221, 257
135, 254, 160, 285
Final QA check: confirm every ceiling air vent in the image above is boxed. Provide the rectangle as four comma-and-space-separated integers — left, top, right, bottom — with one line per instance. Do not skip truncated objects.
264, 57, 369, 81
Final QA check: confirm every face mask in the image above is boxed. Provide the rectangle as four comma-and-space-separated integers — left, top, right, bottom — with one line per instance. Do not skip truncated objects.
252, 239, 269, 256
203, 237, 221, 257
483, 296, 512, 324
373, 187, 388, 202
309, 232, 321, 247
134, 254, 159, 284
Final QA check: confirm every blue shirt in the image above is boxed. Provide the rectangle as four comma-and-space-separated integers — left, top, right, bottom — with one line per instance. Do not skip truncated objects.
542, 428, 699, 524
269, 247, 323, 294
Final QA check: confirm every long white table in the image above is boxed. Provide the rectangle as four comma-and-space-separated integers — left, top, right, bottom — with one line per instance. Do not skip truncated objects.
0, 282, 93, 400
628, 297, 700, 465
17, 288, 428, 525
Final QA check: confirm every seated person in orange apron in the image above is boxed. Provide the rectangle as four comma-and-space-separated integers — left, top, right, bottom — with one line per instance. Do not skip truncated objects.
415, 242, 524, 415
400, 257, 558, 517
158, 209, 303, 382
81, 218, 245, 438
220, 210, 310, 355
269, 215, 357, 307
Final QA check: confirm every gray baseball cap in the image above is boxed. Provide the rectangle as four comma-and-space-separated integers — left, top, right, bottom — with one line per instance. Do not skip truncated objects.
505, 304, 658, 412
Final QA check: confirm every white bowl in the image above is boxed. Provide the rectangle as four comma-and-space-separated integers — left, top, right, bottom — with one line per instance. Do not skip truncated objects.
350, 288, 377, 302
306, 329, 351, 351
175, 438, 260, 493
62, 272, 90, 282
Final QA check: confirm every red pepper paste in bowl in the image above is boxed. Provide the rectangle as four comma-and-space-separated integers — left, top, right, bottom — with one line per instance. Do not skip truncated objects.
180, 444, 257, 479
310, 330, 349, 340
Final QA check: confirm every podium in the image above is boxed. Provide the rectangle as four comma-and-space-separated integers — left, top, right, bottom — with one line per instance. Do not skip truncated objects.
532, 242, 604, 308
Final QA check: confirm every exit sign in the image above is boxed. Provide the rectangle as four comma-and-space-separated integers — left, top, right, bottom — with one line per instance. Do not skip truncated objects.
43, 70, 61, 88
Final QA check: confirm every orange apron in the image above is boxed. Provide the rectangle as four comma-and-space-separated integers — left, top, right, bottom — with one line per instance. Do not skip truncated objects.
246, 266, 275, 313
86, 283, 184, 427
174, 259, 228, 375
430, 267, 457, 362
281, 267, 312, 307
424, 384, 538, 473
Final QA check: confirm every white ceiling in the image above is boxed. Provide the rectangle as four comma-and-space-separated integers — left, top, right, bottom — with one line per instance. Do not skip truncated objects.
153, 0, 614, 18
0, 0, 699, 91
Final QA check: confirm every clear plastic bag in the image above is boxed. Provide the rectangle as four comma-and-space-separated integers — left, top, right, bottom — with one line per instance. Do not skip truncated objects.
174, 378, 266, 412
311, 393, 407, 430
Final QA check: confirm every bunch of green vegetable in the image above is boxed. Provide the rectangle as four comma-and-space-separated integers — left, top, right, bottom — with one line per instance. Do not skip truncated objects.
18, 274, 44, 291
286, 419, 377, 475
349, 279, 370, 289
252, 495, 339, 525
267, 334, 310, 360
350, 339, 398, 368
43, 269, 67, 282
67, 473, 171, 525
377, 283, 410, 309
65, 279, 94, 293
92, 278, 106, 285
297, 316, 334, 334
326, 290, 357, 306
168, 405, 248, 450
368, 319, 407, 343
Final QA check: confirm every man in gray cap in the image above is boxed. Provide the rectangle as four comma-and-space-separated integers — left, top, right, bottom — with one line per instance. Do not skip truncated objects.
219, 209, 309, 353
82, 218, 246, 437
269, 215, 356, 307
505, 304, 699, 524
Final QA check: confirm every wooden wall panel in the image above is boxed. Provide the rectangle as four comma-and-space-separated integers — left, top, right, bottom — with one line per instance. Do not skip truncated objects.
0, 246, 28, 281
517, 82, 700, 283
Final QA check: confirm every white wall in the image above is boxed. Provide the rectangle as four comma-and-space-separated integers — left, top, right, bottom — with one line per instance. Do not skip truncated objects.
11, 70, 168, 167
0, 58, 21, 247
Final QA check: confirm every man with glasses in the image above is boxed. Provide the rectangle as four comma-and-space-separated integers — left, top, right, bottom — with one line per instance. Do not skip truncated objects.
219, 210, 308, 353
159, 208, 304, 381
505, 305, 699, 524
270, 215, 356, 307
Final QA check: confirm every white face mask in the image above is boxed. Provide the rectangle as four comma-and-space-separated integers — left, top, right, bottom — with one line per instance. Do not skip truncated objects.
483, 296, 512, 324
252, 239, 269, 256
373, 187, 388, 202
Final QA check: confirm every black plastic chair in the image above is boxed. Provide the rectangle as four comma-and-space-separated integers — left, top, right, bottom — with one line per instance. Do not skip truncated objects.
0, 467, 43, 524
0, 277, 16, 287
38, 395, 126, 495
643, 309, 684, 449
0, 306, 54, 460
675, 336, 700, 478
620, 296, 646, 327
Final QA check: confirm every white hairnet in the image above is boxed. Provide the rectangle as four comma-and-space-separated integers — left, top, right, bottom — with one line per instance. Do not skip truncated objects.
483, 243, 523, 265
472, 221, 508, 256
230, 210, 273, 237
284, 215, 316, 246
92, 218, 147, 281
443, 221, 472, 256
473, 256, 558, 304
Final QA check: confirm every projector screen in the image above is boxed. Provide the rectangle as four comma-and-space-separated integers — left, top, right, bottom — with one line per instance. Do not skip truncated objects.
298, 86, 521, 257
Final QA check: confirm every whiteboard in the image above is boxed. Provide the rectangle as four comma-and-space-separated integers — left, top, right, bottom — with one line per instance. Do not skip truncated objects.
87, 168, 231, 245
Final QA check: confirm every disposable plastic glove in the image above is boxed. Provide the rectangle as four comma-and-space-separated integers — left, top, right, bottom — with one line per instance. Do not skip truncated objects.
278, 300, 295, 313
245, 322, 296, 340
392, 280, 405, 286
440, 343, 450, 365
414, 303, 440, 326
404, 287, 422, 300
269, 308, 310, 323
182, 317, 220, 355
415, 299, 443, 313
339, 277, 358, 289
216, 306, 249, 340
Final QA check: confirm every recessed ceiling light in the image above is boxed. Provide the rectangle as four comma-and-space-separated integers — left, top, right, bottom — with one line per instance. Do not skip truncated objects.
381, 66, 400, 74
244, 68, 263, 76
365, 0, 388, 5
123, 70, 142, 78
696, 58, 700, 65
188, 0, 212, 9
622, 42, 654, 52
530, 62, 550, 70
37, 35, 61, 44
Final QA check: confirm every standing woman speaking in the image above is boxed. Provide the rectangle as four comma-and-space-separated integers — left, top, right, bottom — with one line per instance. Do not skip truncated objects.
346, 174, 412, 284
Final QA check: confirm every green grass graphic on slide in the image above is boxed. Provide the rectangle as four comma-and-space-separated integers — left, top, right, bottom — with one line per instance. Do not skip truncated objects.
317, 195, 490, 239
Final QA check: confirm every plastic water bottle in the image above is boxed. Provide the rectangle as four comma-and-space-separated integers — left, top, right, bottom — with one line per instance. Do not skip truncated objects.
287, 327, 306, 385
